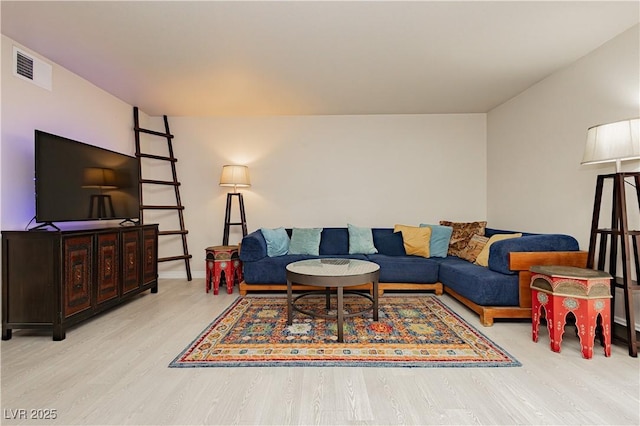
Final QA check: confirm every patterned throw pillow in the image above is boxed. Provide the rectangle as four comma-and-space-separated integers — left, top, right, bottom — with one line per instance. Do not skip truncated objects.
439, 220, 487, 257
458, 234, 489, 262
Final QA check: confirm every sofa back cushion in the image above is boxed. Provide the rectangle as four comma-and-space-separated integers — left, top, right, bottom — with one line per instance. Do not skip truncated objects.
319, 228, 350, 255
372, 228, 406, 256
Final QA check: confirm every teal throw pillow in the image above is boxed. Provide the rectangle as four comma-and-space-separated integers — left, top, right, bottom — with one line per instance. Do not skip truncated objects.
260, 227, 290, 257
288, 228, 322, 255
420, 224, 453, 258
347, 224, 378, 255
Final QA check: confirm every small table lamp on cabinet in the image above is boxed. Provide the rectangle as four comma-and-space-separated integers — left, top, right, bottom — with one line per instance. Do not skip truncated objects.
219, 165, 251, 245
82, 167, 118, 218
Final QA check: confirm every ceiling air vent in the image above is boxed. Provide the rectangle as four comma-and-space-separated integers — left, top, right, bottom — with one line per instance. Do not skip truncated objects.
16, 50, 33, 80
13, 46, 52, 91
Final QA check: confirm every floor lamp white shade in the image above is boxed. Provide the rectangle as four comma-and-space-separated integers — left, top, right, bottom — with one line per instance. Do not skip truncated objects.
582, 118, 640, 172
219, 165, 251, 192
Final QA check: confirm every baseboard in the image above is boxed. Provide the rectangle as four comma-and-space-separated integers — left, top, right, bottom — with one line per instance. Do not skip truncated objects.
158, 271, 205, 279
612, 322, 640, 344
613, 315, 640, 333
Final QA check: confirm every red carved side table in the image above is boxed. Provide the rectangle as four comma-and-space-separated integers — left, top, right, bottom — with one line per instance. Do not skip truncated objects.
530, 265, 612, 359
205, 245, 242, 295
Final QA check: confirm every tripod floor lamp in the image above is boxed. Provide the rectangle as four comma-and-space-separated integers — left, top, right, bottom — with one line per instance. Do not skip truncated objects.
582, 118, 640, 357
219, 165, 250, 246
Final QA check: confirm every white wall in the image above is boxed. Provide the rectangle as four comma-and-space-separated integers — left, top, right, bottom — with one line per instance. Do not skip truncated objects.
1, 35, 142, 230
487, 25, 640, 329
154, 114, 487, 277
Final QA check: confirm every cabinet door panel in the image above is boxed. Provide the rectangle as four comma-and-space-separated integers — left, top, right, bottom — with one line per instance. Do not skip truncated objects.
143, 228, 157, 284
63, 236, 92, 318
97, 233, 119, 304
122, 230, 140, 294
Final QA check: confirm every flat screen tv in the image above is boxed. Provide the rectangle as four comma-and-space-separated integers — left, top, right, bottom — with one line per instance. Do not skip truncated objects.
34, 130, 140, 227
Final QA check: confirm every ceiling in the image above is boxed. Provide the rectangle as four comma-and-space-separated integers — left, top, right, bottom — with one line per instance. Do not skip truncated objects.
2, 1, 639, 117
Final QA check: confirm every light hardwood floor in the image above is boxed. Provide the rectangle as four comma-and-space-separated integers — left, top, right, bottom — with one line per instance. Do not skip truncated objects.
1, 279, 638, 425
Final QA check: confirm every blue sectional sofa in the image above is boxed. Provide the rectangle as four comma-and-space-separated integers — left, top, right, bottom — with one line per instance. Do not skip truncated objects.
239, 227, 587, 326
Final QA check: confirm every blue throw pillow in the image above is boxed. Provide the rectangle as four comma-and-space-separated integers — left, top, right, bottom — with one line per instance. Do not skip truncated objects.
288, 228, 322, 255
420, 224, 453, 258
260, 227, 290, 257
347, 224, 378, 254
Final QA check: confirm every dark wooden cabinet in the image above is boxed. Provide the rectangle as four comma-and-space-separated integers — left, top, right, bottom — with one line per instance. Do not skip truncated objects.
2, 224, 158, 341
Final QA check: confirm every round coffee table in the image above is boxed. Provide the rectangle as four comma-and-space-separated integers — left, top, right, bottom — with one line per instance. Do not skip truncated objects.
286, 258, 380, 342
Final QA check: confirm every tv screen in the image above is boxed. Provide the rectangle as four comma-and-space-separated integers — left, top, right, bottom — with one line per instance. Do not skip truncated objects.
35, 130, 140, 224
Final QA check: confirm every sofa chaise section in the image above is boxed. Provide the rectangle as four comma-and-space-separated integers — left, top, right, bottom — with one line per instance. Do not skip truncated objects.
438, 229, 588, 325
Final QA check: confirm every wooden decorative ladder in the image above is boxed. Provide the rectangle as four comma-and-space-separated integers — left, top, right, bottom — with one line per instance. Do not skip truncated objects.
587, 172, 640, 357
133, 107, 192, 281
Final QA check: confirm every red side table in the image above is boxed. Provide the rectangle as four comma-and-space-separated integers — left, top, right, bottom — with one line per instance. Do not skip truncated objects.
205, 245, 242, 295
530, 265, 612, 359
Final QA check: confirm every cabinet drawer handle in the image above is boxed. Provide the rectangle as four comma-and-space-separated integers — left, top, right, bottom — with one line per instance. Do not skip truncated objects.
74, 284, 83, 290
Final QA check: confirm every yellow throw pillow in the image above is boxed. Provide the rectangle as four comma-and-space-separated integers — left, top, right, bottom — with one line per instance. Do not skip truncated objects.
394, 224, 432, 258
474, 233, 522, 267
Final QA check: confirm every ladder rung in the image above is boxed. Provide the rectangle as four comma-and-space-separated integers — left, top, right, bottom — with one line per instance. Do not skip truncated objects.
140, 179, 180, 186
137, 153, 178, 162
595, 228, 619, 234
140, 205, 185, 210
134, 126, 174, 139
595, 228, 640, 235
613, 278, 640, 288
226, 222, 245, 226
159, 230, 189, 236
158, 254, 193, 262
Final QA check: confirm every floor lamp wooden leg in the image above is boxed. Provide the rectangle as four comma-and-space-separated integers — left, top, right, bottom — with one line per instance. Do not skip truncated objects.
222, 193, 248, 246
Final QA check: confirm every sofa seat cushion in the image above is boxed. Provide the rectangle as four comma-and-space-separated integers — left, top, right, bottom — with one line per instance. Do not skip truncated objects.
242, 254, 368, 284
437, 257, 519, 306
366, 254, 439, 283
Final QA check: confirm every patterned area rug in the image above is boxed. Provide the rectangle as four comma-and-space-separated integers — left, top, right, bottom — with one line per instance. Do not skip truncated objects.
169, 295, 521, 368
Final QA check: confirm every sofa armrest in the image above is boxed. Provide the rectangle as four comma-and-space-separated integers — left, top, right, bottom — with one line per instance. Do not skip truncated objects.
239, 230, 268, 262
509, 251, 588, 308
488, 234, 579, 274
